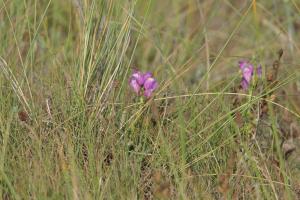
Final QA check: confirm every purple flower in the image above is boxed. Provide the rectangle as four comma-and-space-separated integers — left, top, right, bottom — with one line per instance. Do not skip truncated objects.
239, 60, 254, 90
129, 70, 158, 98
238, 60, 263, 90
144, 77, 158, 98
131, 70, 144, 85
129, 78, 141, 94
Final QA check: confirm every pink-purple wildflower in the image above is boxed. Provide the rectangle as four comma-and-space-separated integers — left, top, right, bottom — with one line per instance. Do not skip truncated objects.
129, 70, 158, 98
239, 60, 262, 90
239, 60, 254, 90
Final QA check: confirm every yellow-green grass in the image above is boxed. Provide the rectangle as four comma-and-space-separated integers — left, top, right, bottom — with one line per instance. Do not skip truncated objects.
0, 0, 300, 199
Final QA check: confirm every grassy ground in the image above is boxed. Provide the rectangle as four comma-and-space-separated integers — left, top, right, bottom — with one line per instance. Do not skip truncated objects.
0, 0, 300, 199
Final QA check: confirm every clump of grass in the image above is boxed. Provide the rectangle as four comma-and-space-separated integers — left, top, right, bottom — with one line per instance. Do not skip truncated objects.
0, 0, 300, 199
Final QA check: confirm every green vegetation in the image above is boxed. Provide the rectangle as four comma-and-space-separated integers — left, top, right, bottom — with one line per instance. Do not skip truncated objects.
0, 0, 300, 199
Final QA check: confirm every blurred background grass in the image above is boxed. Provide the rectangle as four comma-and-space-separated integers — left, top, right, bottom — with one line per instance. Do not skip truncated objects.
0, 0, 300, 199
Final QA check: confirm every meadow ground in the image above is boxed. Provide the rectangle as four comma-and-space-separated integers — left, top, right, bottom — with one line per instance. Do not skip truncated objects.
0, 0, 300, 199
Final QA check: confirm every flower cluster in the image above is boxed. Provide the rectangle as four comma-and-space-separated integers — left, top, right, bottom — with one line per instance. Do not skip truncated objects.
239, 60, 262, 90
129, 70, 158, 98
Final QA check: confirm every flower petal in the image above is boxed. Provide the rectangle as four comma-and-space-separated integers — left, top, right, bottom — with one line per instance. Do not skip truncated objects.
131, 70, 144, 85
242, 65, 253, 83
144, 77, 157, 91
144, 89, 153, 98
129, 78, 141, 94
144, 77, 158, 98
241, 78, 249, 90
238, 60, 255, 91
239, 60, 248, 70
143, 72, 153, 80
